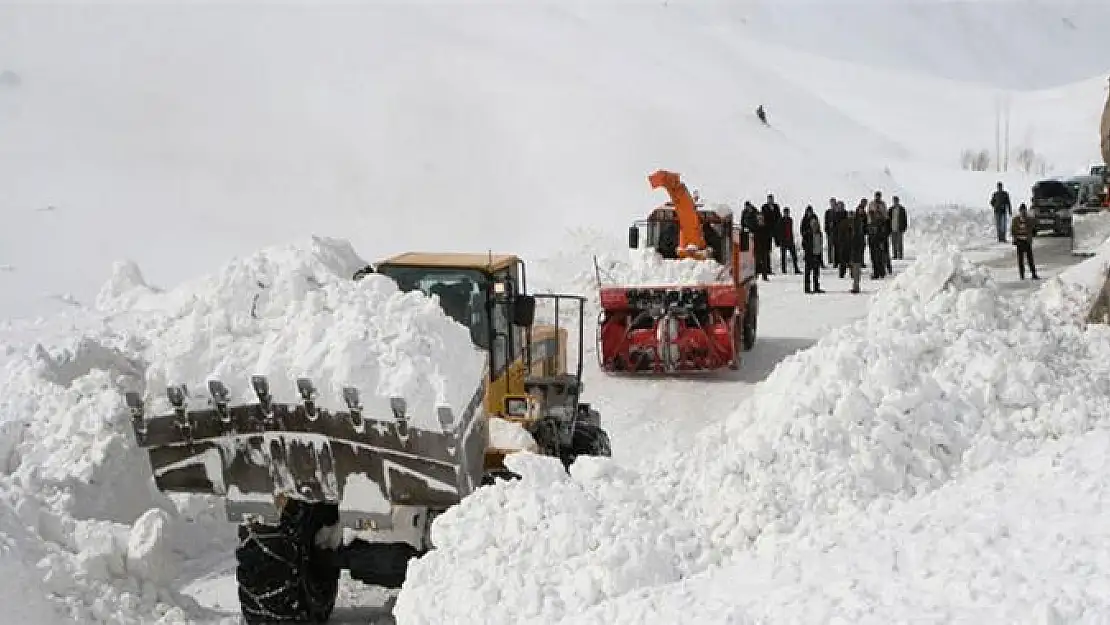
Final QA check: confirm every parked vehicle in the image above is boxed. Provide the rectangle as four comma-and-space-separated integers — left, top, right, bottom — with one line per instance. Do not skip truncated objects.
1030, 179, 1078, 236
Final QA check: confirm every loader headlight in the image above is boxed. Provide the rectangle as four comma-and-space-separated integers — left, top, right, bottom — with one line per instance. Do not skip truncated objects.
505, 397, 528, 417
493, 282, 507, 294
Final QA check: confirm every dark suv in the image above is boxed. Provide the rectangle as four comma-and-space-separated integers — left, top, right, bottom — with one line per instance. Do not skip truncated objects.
1030, 179, 1077, 236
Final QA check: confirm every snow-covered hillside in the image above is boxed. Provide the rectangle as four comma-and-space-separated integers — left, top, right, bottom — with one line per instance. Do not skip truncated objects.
1, 1, 1109, 624
2, 2, 1107, 319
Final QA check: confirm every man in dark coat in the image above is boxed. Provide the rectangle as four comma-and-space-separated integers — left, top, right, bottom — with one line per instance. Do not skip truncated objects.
866, 194, 888, 279
740, 201, 768, 280
1011, 203, 1039, 280
991, 182, 1013, 243
888, 196, 909, 260
757, 195, 779, 279
824, 197, 841, 269
838, 204, 866, 293
779, 207, 801, 274
760, 196, 780, 259
800, 208, 824, 293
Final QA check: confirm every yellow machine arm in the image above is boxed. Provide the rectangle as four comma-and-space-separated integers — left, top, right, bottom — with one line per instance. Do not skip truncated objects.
648, 169, 707, 258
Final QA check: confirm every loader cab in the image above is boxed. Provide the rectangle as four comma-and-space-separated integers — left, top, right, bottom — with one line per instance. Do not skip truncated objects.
364, 252, 535, 383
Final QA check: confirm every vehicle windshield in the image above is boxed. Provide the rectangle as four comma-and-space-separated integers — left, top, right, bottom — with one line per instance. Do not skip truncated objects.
375, 266, 490, 348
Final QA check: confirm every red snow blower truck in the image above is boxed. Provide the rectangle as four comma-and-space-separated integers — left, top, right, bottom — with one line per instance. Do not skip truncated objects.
596, 170, 760, 374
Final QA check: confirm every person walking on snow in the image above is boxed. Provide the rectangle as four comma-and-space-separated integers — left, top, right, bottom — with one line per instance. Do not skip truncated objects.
1011, 203, 1039, 280
779, 207, 801, 274
991, 182, 1013, 243
888, 196, 909, 260
800, 208, 825, 293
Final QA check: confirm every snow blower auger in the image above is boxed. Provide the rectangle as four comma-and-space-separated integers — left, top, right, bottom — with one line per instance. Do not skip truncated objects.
128, 251, 611, 624
597, 170, 760, 374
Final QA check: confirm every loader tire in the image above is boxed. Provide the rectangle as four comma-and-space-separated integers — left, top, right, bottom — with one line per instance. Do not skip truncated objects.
568, 423, 612, 462
742, 288, 759, 352
235, 500, 340, 624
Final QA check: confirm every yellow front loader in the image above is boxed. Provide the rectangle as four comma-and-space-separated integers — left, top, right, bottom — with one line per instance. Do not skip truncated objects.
126, 251, 611, 623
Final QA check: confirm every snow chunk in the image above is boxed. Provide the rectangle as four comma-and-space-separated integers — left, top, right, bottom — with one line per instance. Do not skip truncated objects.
488, 417, 538, 452
1071, 210, 1110, 256
595, 248, 727, 288
126, 509, 178, 587
94, 260, 160, 312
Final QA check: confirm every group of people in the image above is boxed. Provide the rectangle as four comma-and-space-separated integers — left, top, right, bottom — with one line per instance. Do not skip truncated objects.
739, 191, 909, 294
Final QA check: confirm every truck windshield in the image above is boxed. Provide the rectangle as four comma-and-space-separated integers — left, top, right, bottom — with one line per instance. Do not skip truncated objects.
375, 266, 490, 348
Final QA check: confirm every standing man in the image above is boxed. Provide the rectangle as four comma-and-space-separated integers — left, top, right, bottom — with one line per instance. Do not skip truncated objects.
779, 207, 801, 274
759, 194, 779, 278
741, 201, 769, 280
1011, 203, 1039, 280
800, 208, 825, 293
824, 197, 840, 270
888, 196, 909, 260
837, 204, 866, 293
991, 182, 1013, 243
866, 192, 889, 279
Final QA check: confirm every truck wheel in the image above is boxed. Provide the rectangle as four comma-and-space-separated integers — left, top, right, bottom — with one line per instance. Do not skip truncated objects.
742, 289, 759, 351
235, 500, 340, 624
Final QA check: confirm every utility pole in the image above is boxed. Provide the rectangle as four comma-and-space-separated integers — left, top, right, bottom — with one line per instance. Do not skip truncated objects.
1003, 94, 1011, 172
999, 93, 1007, 170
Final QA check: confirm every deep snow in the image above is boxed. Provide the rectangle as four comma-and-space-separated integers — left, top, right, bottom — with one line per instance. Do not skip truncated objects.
0, 237, 487, 622
394, 244, 1110, 625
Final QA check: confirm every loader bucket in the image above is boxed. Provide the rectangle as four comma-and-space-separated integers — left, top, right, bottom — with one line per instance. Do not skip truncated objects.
126, 376, 487, 526
597, 283, 741, 373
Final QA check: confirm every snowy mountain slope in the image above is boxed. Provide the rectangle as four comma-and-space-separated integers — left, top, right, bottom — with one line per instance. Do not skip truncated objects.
712, 1, 1110, 90
3, 3, 1107, 320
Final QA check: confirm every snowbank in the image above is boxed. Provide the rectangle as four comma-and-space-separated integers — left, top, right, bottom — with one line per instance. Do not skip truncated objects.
394, 251, 1110, 624
1071, 210, 1110, 256
395, 453, 716, 625
905, 204, 996, 255
571, 428, 1110, 624
0, 236, 486, 622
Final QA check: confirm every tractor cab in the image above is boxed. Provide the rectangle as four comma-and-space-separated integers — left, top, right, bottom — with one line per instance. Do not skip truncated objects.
628, 204, 745, 265
357, 253, 600, 463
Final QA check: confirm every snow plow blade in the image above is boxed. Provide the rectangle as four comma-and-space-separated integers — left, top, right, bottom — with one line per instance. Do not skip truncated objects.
597, 283, 742, 373
126, 375, 486, 525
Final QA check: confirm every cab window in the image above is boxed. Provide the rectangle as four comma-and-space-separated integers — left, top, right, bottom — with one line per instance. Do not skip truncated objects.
374, 266, 490, 348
